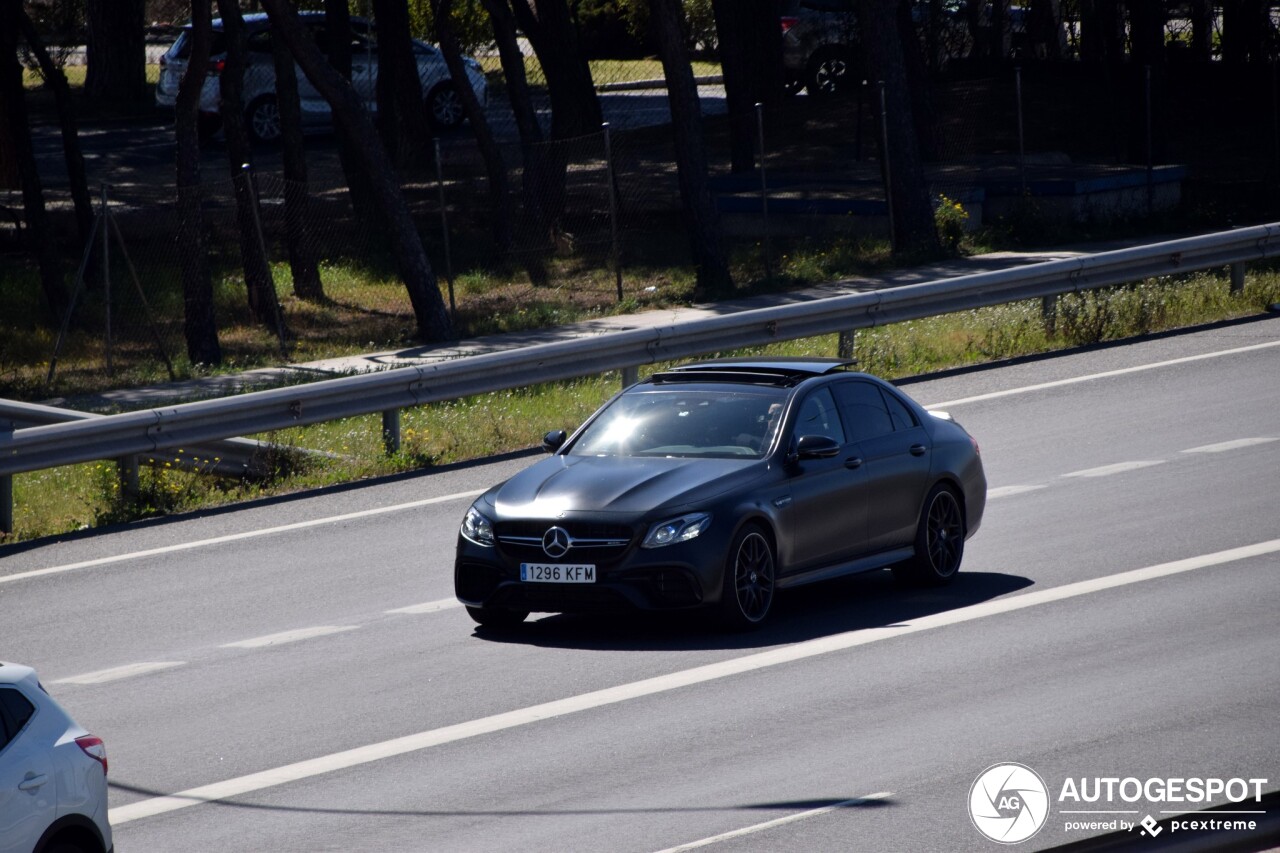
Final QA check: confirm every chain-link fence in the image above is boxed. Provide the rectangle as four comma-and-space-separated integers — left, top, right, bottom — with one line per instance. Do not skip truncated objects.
5, 15, 1280, 398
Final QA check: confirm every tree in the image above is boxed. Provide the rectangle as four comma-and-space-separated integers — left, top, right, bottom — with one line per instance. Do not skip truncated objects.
85, 0, 149, 106
710, 0, 783, 174
215, 0, 287, 340
270, 19, 325, 301
508, 0, 603, 140
174, 0, 223, 366
372, 0, 433, 168
1079, 0, 1125, 65
17, 8, 93, 248
433, 0, 512, 252
648, 0, 733, 298
1221, 0, 1270, 64
0, 2, 66, 322
325, 0, 379, 223
260, 0, 454, 342
858, 0, 940, 256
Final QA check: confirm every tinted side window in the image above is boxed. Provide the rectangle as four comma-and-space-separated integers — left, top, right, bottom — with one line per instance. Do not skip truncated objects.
834, 381, 893, 442
794, 387, 845, 444
881, 388, 918, 431
0, 687, 35, 750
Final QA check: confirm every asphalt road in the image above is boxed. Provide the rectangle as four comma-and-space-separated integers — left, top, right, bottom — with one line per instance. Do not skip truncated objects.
3, 318, 1279, 852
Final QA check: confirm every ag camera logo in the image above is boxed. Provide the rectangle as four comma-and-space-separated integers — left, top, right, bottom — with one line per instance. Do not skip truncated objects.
969, 763, 1050, 844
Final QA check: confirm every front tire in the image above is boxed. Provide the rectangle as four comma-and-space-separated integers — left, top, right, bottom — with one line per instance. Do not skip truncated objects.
894, 484, 965, 586
465, 605, 528, 628
426, 82, 464, 130
718, 524, 776, 630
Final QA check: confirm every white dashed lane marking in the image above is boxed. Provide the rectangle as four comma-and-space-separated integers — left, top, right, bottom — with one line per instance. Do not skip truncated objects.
386, 598, 463, 615
1182, 437, 1278, 454
1062, 460, 1166, 479
52, 661, 186, 685
220, 626, 359, 650
987, 485, 1047, 499
652, 792, 895, 853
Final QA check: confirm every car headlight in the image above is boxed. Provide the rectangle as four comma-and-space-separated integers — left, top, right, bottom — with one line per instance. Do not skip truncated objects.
641, 513, 711, 549
461, 505, 495, 547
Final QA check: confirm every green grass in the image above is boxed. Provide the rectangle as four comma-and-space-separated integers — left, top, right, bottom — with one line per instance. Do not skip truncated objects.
7, 268, 1278, 544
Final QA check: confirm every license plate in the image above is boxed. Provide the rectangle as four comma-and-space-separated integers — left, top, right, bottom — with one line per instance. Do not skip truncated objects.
520, 563, 596, 583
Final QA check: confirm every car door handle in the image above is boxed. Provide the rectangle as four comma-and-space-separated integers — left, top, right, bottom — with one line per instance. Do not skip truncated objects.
18, 773, 48, 792
910, 444, 927, 456
844, 456, 863, 469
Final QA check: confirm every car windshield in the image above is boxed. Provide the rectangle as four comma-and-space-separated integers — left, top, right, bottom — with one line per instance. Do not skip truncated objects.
569, 386, 788, 459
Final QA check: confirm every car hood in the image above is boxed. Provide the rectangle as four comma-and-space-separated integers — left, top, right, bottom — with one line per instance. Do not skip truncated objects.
491, 454, 764, 518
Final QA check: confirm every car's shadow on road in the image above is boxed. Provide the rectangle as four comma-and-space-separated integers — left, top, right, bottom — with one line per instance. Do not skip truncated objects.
471, 568, 1033, 651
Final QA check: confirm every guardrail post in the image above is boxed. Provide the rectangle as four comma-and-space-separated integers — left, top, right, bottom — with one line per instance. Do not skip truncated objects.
837, 330, 856, 360
117, 455, 139, 499
1042, 295, 1057, 335
1230, 261, 1246, 295
1, 419, 12, 535
382, 409, 401, 456
621, 366, 639, 388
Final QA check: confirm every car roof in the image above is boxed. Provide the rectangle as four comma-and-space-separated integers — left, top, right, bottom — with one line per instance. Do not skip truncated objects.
650, 357, 857, 387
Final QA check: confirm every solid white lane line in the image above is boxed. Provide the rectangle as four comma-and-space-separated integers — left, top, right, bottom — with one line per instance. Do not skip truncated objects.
51, 661, 185, 686
220, 626, 358, 650
386, 598, 463, 615
987, 485, 1047, 499
652, 792, 894, 853
926, 340, 1280, 410
1062, 460, 1165, 478
108, 538, 1280, 827
0, 488, 486, 587
1182, 437, 1279, 454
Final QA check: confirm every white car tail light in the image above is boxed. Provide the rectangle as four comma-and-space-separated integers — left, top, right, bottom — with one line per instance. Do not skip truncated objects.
75, 735, 107, 775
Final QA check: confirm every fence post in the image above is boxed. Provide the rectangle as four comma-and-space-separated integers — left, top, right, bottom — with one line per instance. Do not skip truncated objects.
603, 123, 624, 302
434, 138, 456, 318
101, 184, 113, 376
0, 419, 12, 536
756, 102, 773, 283
1015, 67, 1026, 197
382, 409, 401, 456
877, 81, 895, 249
242, 164, 289, 357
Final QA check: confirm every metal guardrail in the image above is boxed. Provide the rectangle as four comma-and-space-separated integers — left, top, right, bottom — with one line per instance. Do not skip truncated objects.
2, 223, 1277, 484
0, 400, 276, 478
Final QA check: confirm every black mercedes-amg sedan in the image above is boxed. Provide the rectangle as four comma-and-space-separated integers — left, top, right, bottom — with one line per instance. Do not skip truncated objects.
455, 358, 986, 629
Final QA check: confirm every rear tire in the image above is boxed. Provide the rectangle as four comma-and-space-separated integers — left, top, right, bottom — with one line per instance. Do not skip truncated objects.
465, 605, 528, 628
245, 94, 281, 145
718, 524, 776, 630
893, 484, 965, 587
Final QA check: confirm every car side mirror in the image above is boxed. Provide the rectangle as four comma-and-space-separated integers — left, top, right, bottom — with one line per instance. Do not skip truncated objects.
542, 429, 567, 453
795, 434, 840, 460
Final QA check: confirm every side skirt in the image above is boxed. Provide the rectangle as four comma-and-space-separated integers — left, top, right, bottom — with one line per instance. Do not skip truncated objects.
775, 547, 915, 590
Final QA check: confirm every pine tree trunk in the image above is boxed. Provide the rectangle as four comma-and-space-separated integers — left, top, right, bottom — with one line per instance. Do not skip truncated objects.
270, 23, 324, 301
85, 0, 149, 106
648, 0, 733, 299
175, 0, 223, 366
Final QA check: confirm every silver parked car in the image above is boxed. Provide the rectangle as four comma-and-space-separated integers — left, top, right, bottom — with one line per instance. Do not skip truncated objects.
0, 662, 112, 853
155, 12, 489, 143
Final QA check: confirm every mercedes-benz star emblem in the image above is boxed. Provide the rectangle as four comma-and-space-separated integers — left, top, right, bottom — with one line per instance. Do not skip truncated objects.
542, 526, 572, 558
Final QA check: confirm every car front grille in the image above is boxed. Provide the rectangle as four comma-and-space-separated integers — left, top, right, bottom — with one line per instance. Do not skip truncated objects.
495, 520, 635, 562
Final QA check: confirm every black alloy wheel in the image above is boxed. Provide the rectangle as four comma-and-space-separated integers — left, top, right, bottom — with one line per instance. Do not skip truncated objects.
720, 525, 776, 629
427, 83, 464, 130
806, 50, 851, 98
245, 95, 282, 145
894, 484, 965, 586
